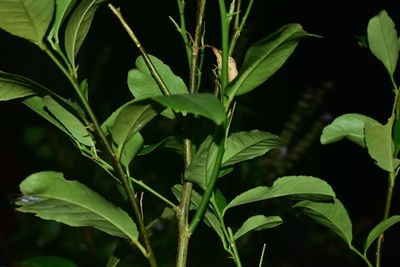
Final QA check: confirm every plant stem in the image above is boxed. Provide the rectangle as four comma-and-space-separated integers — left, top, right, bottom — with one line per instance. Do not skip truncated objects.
130, 177, 176, 208
189, 127, 225, 232
350, 245, 373, 267
107, 4, 171, 96
43, 46, 158, 267
228, 227, 243, 267
175, 0, 192, 67
228, 0, 254, 56
375, 171, 396, 267
217, 0, 229, 90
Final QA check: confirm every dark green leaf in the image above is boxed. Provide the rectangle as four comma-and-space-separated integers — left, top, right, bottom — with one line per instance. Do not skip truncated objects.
222, 130, 281, 166
364, 215, 400, 254
0, 77, 36, 101
233, 215, 283, 240
320, 113, 378, 148
367, 10, 399, 75
365, 116, 400, 172
294, 199, 353, 245
393, 119, 400, 156
184, 135, 218, 189
152, 94, 226, 125
21, 256, 77, 267
212, 189, 227, 214
0, 0, 54, 46
119, 133, 143, 168
43, 96, 94, 146
137, 135, 182, 155
224, 176, 335, 212
226, 24, 312, 98
16, 171, 139, 242
64, 0, 105, 67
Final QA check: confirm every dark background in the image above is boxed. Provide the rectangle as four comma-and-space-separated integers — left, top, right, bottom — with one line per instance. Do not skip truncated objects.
1, 0, 400, 266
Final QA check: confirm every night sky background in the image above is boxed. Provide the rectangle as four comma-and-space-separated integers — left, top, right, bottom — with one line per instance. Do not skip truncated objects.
1, 1, 400, 266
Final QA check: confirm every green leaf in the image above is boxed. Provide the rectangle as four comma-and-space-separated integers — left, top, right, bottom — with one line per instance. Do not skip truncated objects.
119, 133, 143, 168
16, 171, 139, 242
294, 199, 353, 245
0, 0, 55, 46
393, 119, 400, 156
0, 76, 36, 101
367, 10, 399, 76
48, 0, 77, 42
152, 94, 226, 125
226, 24, 312, 98
64, 0, 105, 67
222, 130, 281, 166
365, 116, 400, 172
364, 215, 400, 254
320, 113, 379, 148
21, 256, 77, 267
185, 135, 219, 189
43, 96, 93, 146
224, 176, 335, 212
109, 100, 161, 147
128, 54, 188, 98
212, 189, 227, 214
172, 185, 226, 247
137, 135, 183, 155
233, 215, 283, 240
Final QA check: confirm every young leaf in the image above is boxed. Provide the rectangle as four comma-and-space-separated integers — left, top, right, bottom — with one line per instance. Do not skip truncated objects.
367, 10, 399, 76
128, 54, 188, 98
364, 215, 400, 254
21, 256, 77, 267
294, 199, 353, 246
43, 96, 94, 146
224, 176, 335, 212
16, 171, 139, 242
152, 94, 226, 125
64, 0, 105, 67
109, 100, 161, 147
233, 215, 283, 240
222, 130, 281, 166
48, 0, 78, 42
184, 135, 219, 189
365, 116, 400, 172
0, 0, 55, 47
226, 24, 313, 98
320, 113, 379, 148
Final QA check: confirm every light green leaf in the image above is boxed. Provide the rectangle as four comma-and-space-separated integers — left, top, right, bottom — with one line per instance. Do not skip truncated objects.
16, 171, 139, 242
225, 176, 335, 212
226, 24, 312, 98
320, 113, 379, 148
48, 0, 77, 42
222, 130, 281, 166
234, 215, 283, 240
212, 189, 227, 214
128, 54, 188, 98
0, 76, 36, 101
21, 256, 77, 267
152, 94, 226, 125
294, 199, 353, 245
367, 10, 399, 75
185, 135, 219, 189
64, 0, 105, 67
43, 96, 93, 146
109, 100, 161, 147
0, 0, 54, 46
172, 185, 226, 247
364, 215, 400, 254
365, 116, 400, 172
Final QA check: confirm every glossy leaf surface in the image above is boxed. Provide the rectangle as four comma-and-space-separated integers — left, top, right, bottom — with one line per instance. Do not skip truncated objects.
16, 171, 139, 241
